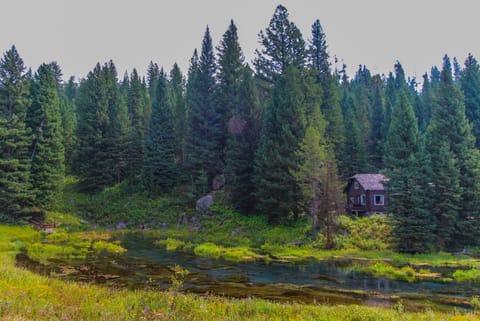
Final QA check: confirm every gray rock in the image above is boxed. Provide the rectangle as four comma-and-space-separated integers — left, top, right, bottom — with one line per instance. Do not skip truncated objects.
212, 175, 226, 190
231, 227, 242, 236
116, 222, 127, 229
196, 195, 214, 214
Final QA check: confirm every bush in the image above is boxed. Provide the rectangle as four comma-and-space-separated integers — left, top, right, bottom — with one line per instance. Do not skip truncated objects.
452, 269, 480, 283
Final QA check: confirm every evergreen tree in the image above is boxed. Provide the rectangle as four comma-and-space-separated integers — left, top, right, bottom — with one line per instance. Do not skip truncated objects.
427, 55, 480, 248
318, 151, 341, 249
308, 19, 345, 172
460, 54, 480, 148
224, 67, 260, 213
367, 86, 385, 170
28, 64, 65, 207
309, 19, 330, 82
0, 46, 35, 219
343, 106, 367, 176
292, 125, 327, 239
126, 68, 146, 177
143, 71, 177, 192
216, 20, 245, 154
384, 92, 434, 253
185, 27, 222, 192
76, 62, 128, 190
104, 62, 129, 184
254, 5, 306, 83
147, 61, 160, 103
419, 73, 433, 132
254, 67, 307, 222
169, 63, 186, 164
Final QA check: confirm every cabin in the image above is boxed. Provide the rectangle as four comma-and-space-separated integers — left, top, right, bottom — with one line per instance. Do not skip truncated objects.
345, 174, 388, 216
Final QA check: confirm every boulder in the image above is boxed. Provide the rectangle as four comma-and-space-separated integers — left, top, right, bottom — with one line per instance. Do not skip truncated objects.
196, 194, 214, 214
116, 222, 127, 230
212, 174, 226, 190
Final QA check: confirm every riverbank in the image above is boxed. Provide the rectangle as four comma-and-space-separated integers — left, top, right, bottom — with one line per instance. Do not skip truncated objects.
0, 225, 479, 321
49, 177, 480, 284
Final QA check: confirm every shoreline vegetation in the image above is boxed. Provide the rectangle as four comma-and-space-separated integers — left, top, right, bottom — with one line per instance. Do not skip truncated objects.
1, 225, 480, 320
0, 179, 479, 320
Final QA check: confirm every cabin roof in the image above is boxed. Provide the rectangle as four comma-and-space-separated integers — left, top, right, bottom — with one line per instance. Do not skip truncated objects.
351, 174, 387, 191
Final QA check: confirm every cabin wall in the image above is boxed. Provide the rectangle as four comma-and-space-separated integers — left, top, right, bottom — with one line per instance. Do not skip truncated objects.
365, 190, 387, 213
346, 179, 387, 214
346, 180, 367, 212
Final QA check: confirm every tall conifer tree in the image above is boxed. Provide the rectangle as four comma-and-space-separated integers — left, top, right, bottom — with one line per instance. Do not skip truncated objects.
384, 92, 434, 253
254, 5, 306, 83
143, 71, 177, 192
254, 67, 307, 222
0, 46, 34, 219
28, 64, 65, 206
169, 63, 186, 164
185, 27, 222, 192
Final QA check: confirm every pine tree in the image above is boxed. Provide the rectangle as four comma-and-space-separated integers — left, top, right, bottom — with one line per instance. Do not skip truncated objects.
147, 61, 160, 103
254, 5, 306, 83
419, 73, 433, 132
169, 63, 186, 164
143, 71, 177, 192
224, 67, 260, 213
309, 19, 330, 83
104, 62, 129, 184
460, 54, 480, 148
367, 86, 385, 170
318, 151, 341, 249
427, 55, 480, 248
126, 68, 146, 177
308, 19, 345, 172
384, 92, 434, 253
76, 62, 128, 190
343, 106, 367, 176
28, 64, 65, 207
292, 125, 327, 239
185, 27, 222, 192
0, 46, 35, 219
215, 20, 245, 154
254, 67, 307, 222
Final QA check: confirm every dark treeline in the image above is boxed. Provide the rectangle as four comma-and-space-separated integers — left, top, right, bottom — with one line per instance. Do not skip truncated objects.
1, 5, 480, 253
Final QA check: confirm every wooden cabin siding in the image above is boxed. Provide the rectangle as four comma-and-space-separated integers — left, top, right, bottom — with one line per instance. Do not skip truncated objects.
345, 174, 387, 215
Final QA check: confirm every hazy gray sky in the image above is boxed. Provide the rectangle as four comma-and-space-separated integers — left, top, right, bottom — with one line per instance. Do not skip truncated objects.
1, 0, 479, 81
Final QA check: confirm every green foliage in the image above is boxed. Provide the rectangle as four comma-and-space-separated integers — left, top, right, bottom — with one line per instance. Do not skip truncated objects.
254, 5, 306, 83
75, 62, 129, 190
427, 55, 480, 248
224, 67, 260, 213
369, 261, 416, 282
185, 28, 222, 192
143, 71, 178, 192
28, 63, 65, 207
460, 54, 480, 148
0, 46, 35, 219
126, 68, 148, 177
194, 242, 258, 262
254, 67, 307, 222
170, 63, 187, 164
343, 106, 367, 176
452, 269, 480, 283
384, 92, 434, 253
335, 215, 393, 251
471, 296, 480, 311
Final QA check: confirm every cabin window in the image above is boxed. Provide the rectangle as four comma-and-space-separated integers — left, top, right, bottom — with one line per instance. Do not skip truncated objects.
354, 182, 359, 190
358, 195, 366, 205
374, 194, 385, 206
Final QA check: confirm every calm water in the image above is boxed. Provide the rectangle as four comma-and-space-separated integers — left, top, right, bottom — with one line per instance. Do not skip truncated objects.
16, 233, 479, 312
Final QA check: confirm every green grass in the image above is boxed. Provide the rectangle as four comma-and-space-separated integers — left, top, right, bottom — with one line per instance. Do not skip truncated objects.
1, 226, 480, 320
453, 269, 480, 283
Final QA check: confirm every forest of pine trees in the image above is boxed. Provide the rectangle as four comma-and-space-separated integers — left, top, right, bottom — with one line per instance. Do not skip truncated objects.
1, 5, 480, 253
